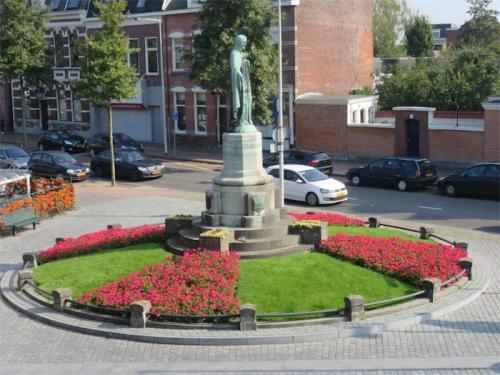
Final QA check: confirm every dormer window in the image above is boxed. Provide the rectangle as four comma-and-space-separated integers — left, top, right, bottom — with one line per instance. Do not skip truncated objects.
136, 0, 146, 9
188, 0, 203, 8
66, 0, 81, 10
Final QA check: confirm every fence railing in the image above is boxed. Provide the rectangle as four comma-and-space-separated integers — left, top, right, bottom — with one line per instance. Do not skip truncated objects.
430, 111, 484, 130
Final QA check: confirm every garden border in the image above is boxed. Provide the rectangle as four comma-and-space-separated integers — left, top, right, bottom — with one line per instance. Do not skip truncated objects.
0, 218, 490, 345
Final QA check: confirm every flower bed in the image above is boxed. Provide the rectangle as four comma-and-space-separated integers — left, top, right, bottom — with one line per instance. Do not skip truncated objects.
320, 233, 467, 286
0, 177, 75, 230
37, 225, 166, 264
288, 212, 365, 227
79, 249, 240, 316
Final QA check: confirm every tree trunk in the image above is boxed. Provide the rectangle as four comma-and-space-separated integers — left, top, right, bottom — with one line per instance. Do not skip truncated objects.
20, 77, 28, 147
109, 105, 116, 187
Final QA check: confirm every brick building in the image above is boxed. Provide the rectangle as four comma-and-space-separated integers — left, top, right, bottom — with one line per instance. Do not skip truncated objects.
8, 0, 373, 150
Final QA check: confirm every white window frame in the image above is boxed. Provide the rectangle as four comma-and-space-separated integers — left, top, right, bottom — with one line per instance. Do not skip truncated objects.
172, 38, 184, 71
174, 91, 187, 134
145, 37, 158, 76
73, 97, 82, 122
127, 38, 140, 75
194, 91, 207, 135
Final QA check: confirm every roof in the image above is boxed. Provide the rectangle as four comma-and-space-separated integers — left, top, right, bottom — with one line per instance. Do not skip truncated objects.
432, 23, 459, 38
165, 0, 188, 11
87, 0, 165, 17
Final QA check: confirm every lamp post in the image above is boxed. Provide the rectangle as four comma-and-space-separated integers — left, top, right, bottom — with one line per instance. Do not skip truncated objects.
136, 17, 168, 155
278, 0, 284, 206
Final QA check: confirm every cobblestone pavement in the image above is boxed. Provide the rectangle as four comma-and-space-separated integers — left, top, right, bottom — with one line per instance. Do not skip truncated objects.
0, 185, 499, 374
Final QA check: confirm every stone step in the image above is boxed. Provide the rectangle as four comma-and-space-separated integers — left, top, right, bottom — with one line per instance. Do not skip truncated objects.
238, 245, 314, 259
229, 234, 301, 252
192, 216, 296, 240
165, 236, 186, 255
179, 229, 200, 248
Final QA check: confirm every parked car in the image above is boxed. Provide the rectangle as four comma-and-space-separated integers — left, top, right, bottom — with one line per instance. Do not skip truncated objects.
266, 165, 347, 206
90, 148, 164, 182
437, 163, 500, 198
89, 133, 144, 157
0, 145, 30, 169
28, 151, 90, 181
38, 130, 87, 153
346, 157, 438, 191
263, 149, 333, 175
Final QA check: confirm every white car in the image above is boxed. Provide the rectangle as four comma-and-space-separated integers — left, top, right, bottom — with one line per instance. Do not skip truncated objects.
266, 165, 348, 206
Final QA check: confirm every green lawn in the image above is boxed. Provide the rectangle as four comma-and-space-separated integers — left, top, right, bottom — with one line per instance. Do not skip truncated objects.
328, 226, 435, 243
33, 244, 173, 299
236, 252, 419, 318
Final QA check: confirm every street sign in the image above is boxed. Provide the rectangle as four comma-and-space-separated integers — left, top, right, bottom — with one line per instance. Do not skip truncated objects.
173, 109, 178, 121
272, 127, 287, 143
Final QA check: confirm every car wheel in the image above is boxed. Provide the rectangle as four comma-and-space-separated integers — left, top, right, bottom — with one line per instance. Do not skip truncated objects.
351, 174, 361, 186
397, 179, 407, 192
60, 146, 66, 152
129, 170, 140, 182
306, 192, 319, 206
95, 166, 103, 178
38, 143, 44, 151
445, 183, 457, 197
89, 148, 95, 158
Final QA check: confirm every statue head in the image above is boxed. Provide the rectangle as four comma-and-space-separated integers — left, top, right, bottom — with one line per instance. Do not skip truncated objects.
234, 35, 247, 52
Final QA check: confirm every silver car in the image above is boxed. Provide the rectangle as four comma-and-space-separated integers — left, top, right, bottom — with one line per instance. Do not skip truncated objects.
0, 145, 30, 169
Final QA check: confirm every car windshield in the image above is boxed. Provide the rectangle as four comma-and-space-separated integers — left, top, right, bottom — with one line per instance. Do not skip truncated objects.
122, 151, 147, 162
4, 148, 29, 158
52, 154, 76, 163
417, 160, 433, 171
58, 130, 79, 139
115, 134, 133, 143
299, 169, 328, 182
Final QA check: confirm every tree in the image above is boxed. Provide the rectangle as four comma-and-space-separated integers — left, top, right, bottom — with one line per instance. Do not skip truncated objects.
373, 0, 413, 58
460, 0, 500, 49
184, 0, 278, 126
74, 0, 140, 187
405, 15, 434, 57
0, 0, 51, 146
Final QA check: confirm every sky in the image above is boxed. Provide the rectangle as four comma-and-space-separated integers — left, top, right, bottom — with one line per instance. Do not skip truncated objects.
406, 0, 500, 26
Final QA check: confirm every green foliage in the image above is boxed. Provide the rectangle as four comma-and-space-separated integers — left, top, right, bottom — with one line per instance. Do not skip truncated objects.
289, 220, 321, 229
33, 243, 173, 299
184, 0, 279, 126
200, 228, 232, 238
373, 0, 413, 58
328, 226, 436, 243
168, 215, 200, 220
74, 0, 140, 106
406, 15, 434, 57
460, 0, 500, 50
350, 86, 375, 95
0, 0, 52, 145
376, 45, 500, 111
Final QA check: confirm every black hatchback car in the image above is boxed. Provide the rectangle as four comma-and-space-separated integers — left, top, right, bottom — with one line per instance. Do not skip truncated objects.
38, 130, 87, 153
28, 151, 90, 181
437, 163, 500, 198
346, 157, 438, 191
89, 133, 144, 158
90, 149, 164, 182
263, 150, 333, 175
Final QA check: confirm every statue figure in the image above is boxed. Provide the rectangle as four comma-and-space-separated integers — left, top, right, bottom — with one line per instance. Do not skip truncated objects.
230, 35, 257, 133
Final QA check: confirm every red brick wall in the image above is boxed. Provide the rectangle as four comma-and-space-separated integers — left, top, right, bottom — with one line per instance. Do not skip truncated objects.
295, 0, 373, 96
429, 130, 485, 162
484, 108, 500, 161
446, 29, 463, 48
394, 111, 430, 158
348, 127, 395, 157
295, 104, 348, 155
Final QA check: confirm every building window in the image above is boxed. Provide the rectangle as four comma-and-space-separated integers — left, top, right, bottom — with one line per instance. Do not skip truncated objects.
54, 34, 64, 67
217, 94, 228, 143
432, 30, 440, 38
174, 92, 186, 132
360, 109, 366, 124
58, 89, 67, 121
73, 97, 82, 122
188, 0, 203, 8
128, 38, 139, 74
195, 92, 207, 134
66, 0, 81, 10
173, 38, 184, 70
136, 0, 146, 8
69, 34, 80, 67
51, 0, 62, 11
145, 37, 158, 75
352, 110, 358, 124
24, 104, 31, 120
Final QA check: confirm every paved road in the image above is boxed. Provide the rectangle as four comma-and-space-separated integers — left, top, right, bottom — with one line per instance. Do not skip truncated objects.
71, 154, 500, 234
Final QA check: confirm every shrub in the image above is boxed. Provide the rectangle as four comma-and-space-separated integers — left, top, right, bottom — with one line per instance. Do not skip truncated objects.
79, 249, 240, 316
320, 233, 467, 286
37, 225, 166, 264
288, 212, 365, 227
289, 220, 321, 229
200, 228, 232, 238
168, 214, 200, 220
